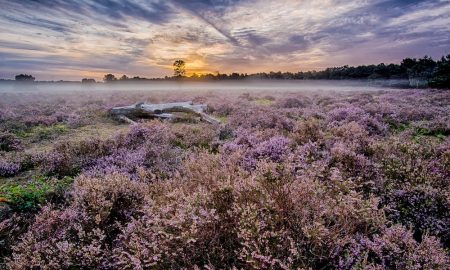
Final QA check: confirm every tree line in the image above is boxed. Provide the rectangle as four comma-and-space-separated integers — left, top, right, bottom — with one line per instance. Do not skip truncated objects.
175, 56, 449, 88
12, 55, 450, 88
98, 55, 449, 88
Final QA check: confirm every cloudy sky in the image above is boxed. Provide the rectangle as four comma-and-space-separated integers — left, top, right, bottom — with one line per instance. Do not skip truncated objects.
0, 0, 449, 80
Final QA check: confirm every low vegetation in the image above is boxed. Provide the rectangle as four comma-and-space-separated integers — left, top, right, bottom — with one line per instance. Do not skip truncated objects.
0, 88, 449, 269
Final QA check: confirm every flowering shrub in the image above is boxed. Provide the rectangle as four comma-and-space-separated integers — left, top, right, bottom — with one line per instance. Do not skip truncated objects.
277, 96, 309, 108
252, 136, 290, 161
1, 89, 449, 268
242, 136, 290, 169
228, 106, 295, 132
40, 137, 115, 177
171, 123, 218, 149
335, 225, 449, 269
111, 187, 241, 269
39, 121, 182, 181
327, 105, 388, 136
0, 132, 22, 152
0, 158, 21, 177
383, 186, 450, 247
7, 173, 148, 269
291, 117, 324, 144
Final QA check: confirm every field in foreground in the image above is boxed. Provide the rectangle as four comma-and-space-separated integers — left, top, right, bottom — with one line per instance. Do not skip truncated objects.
0, 88, 449, 269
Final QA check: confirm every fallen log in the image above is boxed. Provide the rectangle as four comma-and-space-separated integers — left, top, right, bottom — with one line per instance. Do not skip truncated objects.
117, 115, 137, 124
109, 101, 220, 125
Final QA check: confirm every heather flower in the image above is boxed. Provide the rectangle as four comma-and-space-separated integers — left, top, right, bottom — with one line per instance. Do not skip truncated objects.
280, 96, 309, 108
170, 123, 218, 149
327, 105, 387, 136
0, 159, 20, 177
228, 106, 294, 132
1, 88, 450, 268
335, 225, 449, 269
253, 136, 290, 162
291, 117, 323, 145
40, 138, 114, 176
0, 132, 22, 152
383, 185, 450, 247
7, 173, 148, 269
242, 136, 290, 170
65, 113, 89, 128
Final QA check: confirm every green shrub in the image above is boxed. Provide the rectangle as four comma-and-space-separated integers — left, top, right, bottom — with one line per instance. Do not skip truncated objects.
0, 176, 73, 211
29, 124, 68, 141
413, 127, 448, 140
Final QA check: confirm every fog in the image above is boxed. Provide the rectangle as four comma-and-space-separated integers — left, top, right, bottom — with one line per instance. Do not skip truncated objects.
0, 79, 411, 94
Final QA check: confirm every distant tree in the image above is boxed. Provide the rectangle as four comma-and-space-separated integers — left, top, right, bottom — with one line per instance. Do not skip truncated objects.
429, 55, 450, 89
415, 56, 436, 77
229, 72, 240, 79
81, 78, 96, 84
103, 74, 117, 82
15, 74, 35, 81
120, 75, 129, 81
173, 60, 186, 77
401, 58, 417, 70
402, 56, 436, 79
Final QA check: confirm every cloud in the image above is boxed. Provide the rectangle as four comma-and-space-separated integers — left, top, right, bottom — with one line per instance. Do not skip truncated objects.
7, 0, 174, 25
0, 41, 45, 51
0, 0, 449, 80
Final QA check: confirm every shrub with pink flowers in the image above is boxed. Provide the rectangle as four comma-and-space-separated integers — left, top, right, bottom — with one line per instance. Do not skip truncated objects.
0, 132, 22, 152
335, 225, 448, 269
0, 88, 449, 269
0, 159, 20, 177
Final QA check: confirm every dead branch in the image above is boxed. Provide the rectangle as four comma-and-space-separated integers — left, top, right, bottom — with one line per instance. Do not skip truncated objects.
109, 101, 220, 125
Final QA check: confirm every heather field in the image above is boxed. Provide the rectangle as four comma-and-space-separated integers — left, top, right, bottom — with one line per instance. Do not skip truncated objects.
0, 87, 449, 269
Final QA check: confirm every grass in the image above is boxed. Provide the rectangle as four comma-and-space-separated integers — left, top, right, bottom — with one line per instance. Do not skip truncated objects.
387, 121, 410, 133
254, 98, 275, 106
0, 175, 73, 212
15, 124, 68, 142
412, 127, 448, 141
27, 121, 128, 153
30, 124, 68, 141
216, 116, 228, 123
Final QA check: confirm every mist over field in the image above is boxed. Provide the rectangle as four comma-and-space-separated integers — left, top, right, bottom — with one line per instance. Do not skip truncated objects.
0, 80, 411, 94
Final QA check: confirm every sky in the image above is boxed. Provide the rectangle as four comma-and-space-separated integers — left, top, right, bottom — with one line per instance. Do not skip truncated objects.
0, 0, 449, 81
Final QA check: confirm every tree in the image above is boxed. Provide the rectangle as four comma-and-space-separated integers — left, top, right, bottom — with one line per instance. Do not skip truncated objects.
15, 74, 35, 81
81, 78, 96, 84
173, 60, 186, 77
401, 58, 417, 70
103, 74, 117, 82
429, 55, 450, 89
401, 56, 436, 79
120, 75, 129, 81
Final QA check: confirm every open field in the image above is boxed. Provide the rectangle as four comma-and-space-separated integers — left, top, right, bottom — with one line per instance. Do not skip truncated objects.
0, 86, 449, 269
